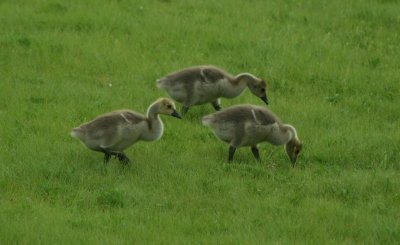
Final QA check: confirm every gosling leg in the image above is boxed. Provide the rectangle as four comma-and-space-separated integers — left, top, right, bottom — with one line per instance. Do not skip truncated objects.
103, 152, 112, 164
117, 152, 130, 165
181, 105, 189, 115
211, 100, 221, 111
101, 148, 130, 165
228, 145, 236, 163
251, 146, 260, 161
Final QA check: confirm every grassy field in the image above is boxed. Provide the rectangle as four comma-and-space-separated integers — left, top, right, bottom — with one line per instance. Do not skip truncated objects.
1, 0, 399, 243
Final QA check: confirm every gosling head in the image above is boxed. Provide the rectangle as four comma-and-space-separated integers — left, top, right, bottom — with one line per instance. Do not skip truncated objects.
157, 98, 182, 119
285, 138, 302, 167
237, 73, 269, 105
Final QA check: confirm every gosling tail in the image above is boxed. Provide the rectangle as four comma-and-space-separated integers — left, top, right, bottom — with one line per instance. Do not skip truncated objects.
156, 78, 165, 89
201, 115, 214, 127
70, 127, 83, 139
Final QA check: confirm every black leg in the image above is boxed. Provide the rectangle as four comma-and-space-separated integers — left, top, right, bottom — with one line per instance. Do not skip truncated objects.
228, 145, 236, 163
182, 105, 189, 115
117, 152, 130, 165
251, 146, 260, 161
211, 100, 221, 111
103, 152, 111, 164
102, 149, 130, 165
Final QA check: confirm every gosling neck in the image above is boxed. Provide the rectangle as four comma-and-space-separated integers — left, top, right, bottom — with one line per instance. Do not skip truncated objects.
142, 102, 164, 141
277, 124, 298, 145
146, 102, 160, 121
219, 73, 249, 98
233, 73, 257, 85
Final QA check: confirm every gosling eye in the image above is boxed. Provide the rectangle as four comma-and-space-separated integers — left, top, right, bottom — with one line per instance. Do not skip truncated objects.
261, 88, 266, 93
167, 105, 172, 109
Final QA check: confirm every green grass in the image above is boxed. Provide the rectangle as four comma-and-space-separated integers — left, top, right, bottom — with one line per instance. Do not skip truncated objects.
1, 0, 399, 243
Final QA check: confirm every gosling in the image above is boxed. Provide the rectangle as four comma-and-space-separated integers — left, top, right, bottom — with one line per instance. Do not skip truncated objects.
156, 65, 269, 114
202, 105, 302, 166
71, 98, 182, 164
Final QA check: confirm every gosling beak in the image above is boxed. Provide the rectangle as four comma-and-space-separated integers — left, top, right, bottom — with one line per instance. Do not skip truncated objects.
171, 110, 182, 119
260, 94, 269, 105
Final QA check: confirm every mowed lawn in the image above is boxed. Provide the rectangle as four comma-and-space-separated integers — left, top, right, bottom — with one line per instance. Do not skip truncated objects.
0, 0, 399, 243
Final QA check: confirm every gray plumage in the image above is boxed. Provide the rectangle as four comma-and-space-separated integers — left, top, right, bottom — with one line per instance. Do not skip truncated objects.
202, 104, 302, 165
156, 65, 269, 114
71, 98, 181, 164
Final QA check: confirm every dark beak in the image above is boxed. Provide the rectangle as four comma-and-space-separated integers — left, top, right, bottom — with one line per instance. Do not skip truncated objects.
171, 110, 182, 119
260, 94, 269, 105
